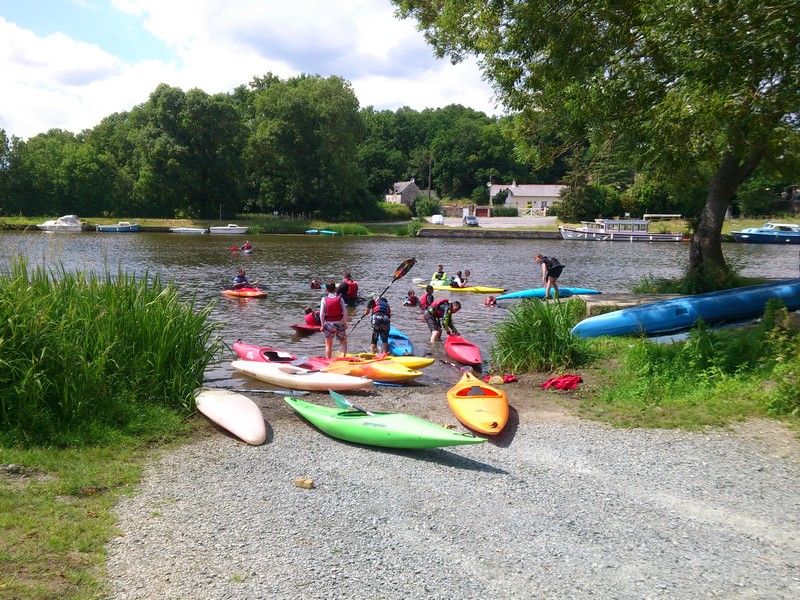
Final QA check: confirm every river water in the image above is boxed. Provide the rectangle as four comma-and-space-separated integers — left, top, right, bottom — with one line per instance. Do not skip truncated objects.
2, 231, 797, 385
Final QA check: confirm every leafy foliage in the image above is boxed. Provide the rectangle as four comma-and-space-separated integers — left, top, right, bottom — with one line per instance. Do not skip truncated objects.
414, 196, 441, 217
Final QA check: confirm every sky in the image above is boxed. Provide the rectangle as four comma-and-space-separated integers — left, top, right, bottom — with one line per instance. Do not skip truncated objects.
0, 0, 500, 140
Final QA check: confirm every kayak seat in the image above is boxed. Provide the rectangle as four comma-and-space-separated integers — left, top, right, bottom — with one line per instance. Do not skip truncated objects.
458, 385, 500, 397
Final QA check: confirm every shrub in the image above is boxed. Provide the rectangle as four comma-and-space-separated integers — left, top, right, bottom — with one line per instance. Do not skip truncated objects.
491, 298, 590, 372
491, 206, 519, 217
415, 196, 441, 217
373, 202, 413, 221
396, 219, 424, 237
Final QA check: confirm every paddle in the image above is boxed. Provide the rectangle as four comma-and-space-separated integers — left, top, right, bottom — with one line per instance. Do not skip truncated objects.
349, 258, 416, 333
230, 388, 310, 396
439, 359, 468, 373
329, 390, 374, 415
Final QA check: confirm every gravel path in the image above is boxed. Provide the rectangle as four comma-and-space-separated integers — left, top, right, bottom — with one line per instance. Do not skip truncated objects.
106, 385, 800, 599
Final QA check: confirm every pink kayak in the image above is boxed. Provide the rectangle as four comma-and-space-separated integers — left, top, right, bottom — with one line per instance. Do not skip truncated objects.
445, 335, 483, 367
232, 340, 324, 369
290, 323, 320, 335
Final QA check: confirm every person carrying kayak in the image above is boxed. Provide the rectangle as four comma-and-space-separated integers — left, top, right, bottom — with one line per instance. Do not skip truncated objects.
366, 296, 392, 354
420, 284, 435, 309
403, 290, 419, 306
534, 254, 565, 299
336, 271, 360, 307
432, 264, 447, 282
320, 281, 348, 358
231, 269, 250, 290
303, 306, 321, 326
424, 298, 461, 343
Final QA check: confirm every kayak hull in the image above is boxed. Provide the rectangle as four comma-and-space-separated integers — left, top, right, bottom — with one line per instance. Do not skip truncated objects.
345, 353, 435, 370
447, 372, 509, 435
419, 283, 506, 294
571, 279, 800, 338
222, 287, 267, 298
195, 389, 266, 445
496, 287, 601, 300
445, 335, 483, 367
285, 397, 485, 449
232, 360, 372, 392
290, 323, 320, 335
388, 326, 414, 356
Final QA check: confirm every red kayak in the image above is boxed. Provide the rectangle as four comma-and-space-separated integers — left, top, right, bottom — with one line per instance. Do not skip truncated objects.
445, 335, 483, 367
290, 323, 320, 335
222, 287, 267, 298
232, 340, 324, 369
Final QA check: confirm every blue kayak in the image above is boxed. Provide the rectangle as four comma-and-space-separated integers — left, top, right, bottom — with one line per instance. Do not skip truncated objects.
388, 327, 414, 356
497, 287, 601, 300
572, 279, 800, 338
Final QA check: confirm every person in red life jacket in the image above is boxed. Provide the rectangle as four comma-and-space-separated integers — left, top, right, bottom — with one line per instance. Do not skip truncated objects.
310, 278, 321, 289
367, 297, 392, 354
303, 306, 321, 326
424, 298, 461, 343
319, 281, 348, 358
419, 285, 435, 309
336, 271, 360, 306
534, 254, 565, 299
231, 268, 250, 290
403, 290, 419, 306
240, 240, 253, 251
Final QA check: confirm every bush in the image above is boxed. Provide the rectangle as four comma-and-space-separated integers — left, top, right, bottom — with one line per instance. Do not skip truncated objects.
396, 219, 424, 237
373, 202, 413, 221
414, 196, 441, 217
491, 206, 519, 217
491, 298, 590, 372
471, 185, 490, 205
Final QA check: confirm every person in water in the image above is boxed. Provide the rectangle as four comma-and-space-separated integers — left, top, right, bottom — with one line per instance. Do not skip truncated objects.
462, 269, 471, 287
534, 254, 564, 299
367, 297, 392, 354
450, 271, 465, 288
403, 290, 419, 306
424, 299, 461, 343
320, 281, 348, 358
303, 306, 321, 326
336, 271, 360, 307
484, 296, 497, 307
231, 268, 250, 289
240, 240, 253, 251
310, 278, 321, 289
420, 284, 435, 309
432, 264, 447, 282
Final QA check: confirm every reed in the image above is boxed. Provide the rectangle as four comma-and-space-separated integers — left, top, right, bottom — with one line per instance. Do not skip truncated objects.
0, 258, 221, 446
491, 298, 590, 372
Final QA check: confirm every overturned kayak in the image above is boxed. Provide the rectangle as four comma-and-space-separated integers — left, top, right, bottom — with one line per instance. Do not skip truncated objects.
447, 372, 509, 436
388, 327, 414, 356
496, 287, 601, 300
232, 360, 372, 392
222, 287, 267, 298
571, 279, 800, 338
195, 389, 267, 445
419, 283, 506, 294
445, 335, 483, 367
285, 396, 485, 449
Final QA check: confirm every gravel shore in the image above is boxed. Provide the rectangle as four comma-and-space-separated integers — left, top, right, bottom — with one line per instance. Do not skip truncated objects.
106, 380, 800, 599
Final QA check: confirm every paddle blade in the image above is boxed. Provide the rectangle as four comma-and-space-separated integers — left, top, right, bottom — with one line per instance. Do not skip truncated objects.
393, 258, 416, 280
329, 390, 353, 409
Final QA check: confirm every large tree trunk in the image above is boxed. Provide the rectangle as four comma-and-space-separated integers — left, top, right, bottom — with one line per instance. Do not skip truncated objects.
689, 148, 765, 281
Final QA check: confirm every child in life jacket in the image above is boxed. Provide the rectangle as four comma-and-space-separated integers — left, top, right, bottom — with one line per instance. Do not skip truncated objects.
303, 306, 321, 326
403, 290, 419, 306
419, 285, 435, 309
366, 297, 392, 354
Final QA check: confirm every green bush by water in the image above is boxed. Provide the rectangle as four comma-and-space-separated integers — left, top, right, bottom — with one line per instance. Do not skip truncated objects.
0, 259, 221, 446
491, 298, 590, 372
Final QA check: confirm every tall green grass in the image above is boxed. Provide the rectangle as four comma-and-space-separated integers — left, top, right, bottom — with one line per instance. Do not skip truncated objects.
0, 259, 221, 446
246, 218, 370, 235
491, 298, 590, 372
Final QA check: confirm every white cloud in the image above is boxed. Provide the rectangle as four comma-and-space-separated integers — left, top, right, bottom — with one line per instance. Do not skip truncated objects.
1, 1, 498, 139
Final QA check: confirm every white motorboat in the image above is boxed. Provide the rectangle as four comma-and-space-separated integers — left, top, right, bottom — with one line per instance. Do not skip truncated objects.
169, 227, 208, 234
96, 221, 140, 233
37, 215, 84, 232
209, 223, 248, 234
559, 218, 684, 242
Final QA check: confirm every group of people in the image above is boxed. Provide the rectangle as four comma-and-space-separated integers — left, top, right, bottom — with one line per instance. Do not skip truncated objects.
431, 264, 472, 289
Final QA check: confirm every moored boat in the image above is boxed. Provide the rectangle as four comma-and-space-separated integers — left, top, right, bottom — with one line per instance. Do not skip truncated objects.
209, 223, 248, 234
96, 221, 140, 233
447, 371, 509, 435
37, 215, 83, 232
169, 226, 207, 234
731, 222, 800, 244
571, 279, 800, 338
559, 218, 683, 242
284, 396, 485, 449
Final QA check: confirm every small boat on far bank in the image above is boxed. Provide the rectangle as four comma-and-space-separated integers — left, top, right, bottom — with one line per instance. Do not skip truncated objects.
210, 223, 248, 234
305, 229, 338, 235
731, 222, 800, 244
169, 226, 207, 234
96, 221, 140, 233
559, 218, 684, 242
37, 215, 83, 232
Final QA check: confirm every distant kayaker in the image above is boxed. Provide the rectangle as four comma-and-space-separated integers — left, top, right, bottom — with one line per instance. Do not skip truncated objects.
420, 285, 435, 310
303, 306, 321, 326
534, 254, 564, 299
368, 297, 392, 354
231, 269, 250, 290
403, 290, 419, 306
336, 271, 360, 307
310, 278, 321, 289
425, 299, 461, 343
320, 281, 348, 358
450, 271, 465, 288
240, 240, 253, 251
432, 264, 447, 282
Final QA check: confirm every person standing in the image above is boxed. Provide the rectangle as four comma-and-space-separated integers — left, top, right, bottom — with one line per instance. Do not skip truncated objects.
534, 254, 564, 299
368, 297, 392, 354
320, 281, 348, 358
424, 299, 461, 343
336, 271, 360, 307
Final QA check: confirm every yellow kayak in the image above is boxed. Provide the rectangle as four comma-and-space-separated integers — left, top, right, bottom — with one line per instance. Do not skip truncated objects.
324, 357, 422, 383
340, 352, 435, 370
418, 283, 506, 294
447, 371, 509, 435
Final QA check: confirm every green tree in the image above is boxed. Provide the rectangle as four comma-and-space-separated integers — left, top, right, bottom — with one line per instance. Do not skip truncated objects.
395, 0, 800, 286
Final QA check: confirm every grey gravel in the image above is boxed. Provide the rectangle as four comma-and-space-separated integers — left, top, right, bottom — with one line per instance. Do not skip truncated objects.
106, 390, 800, 600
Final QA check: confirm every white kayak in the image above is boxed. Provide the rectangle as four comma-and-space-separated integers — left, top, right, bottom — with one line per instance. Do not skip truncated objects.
231, 360, 373, 392
195, 388, 267, 445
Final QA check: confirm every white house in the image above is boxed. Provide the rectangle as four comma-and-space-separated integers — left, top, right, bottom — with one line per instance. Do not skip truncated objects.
385, 179, 422, 206
489, 181, 566, 215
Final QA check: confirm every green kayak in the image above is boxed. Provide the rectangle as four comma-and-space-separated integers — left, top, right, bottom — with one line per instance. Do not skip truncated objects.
284, 397, 485, 449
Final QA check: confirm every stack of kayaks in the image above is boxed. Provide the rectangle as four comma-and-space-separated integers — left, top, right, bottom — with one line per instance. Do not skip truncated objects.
222, 287, 267, 298
446, 372, 509, 436
285, 396, 485, 449
444, 335, 483, 367
232, 360, 372, 392
496, 287, 601, 300
344, 352, 435, 370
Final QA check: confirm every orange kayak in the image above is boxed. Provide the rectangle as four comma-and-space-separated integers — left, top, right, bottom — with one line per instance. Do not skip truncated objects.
222, 287, 267, 298
446, 371, 509, 435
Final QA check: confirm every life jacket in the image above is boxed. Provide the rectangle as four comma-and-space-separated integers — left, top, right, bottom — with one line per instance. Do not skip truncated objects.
420, 292, 434, 309
543, 256, 562, 270
372, 297, 391, 316
305, 311, 321, 326
428, 298, 450, 318
323, 295, 344, 321
450, 275, 463, 288
404, 295, 418, 306
432, 270, 447, 281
